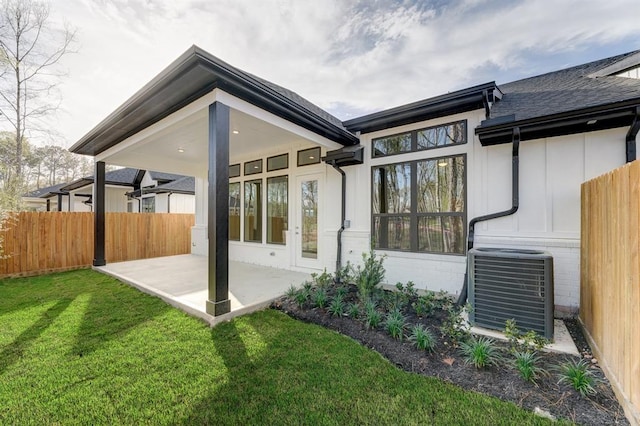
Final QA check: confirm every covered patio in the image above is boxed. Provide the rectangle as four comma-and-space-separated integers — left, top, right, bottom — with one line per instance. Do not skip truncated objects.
97, 254, 310, 325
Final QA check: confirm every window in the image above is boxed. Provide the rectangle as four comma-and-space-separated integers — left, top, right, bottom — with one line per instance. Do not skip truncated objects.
244, 179, 262, 242
141, 197, 155, 213
244, 159, 263, 175
229, 182, 241, 241
372, 154, 465, 254
297, 147, 321, 166
372, 120, 467, 158
267, 176, 287, 244
229, 164, 241, 178
267, 154, 288, 172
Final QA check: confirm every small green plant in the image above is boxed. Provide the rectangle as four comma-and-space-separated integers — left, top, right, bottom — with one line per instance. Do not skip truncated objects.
364, 301, 382, 329
285, 285, 297, 300
312, 288, 328, 309
413, 293, 436, 317
504, 319, 550, 354
335, 286, 349, 299
311, 269, 334, 289
460, 336, 501, 369
355, 251, 386, 302
294, 289, 308, 308
513, 351, 545, 383
409, 324, 436, 352
328, 296, 345, 317
346, 303, 360, 318
557, 358, 599, 396
384, 309, 406, 340
334, 261, 355, 284
440, 304, 471, 345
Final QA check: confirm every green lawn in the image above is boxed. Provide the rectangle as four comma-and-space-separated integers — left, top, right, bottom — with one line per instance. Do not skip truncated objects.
0, 270, 559, 425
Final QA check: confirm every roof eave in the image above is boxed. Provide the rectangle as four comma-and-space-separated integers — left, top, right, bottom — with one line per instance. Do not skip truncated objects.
343, 82, 498, 134
476, 99, 640, 145
70, 46, 357, 156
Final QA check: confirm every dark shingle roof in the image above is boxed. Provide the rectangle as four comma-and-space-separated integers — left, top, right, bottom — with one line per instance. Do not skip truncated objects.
490, 50, 640, 122
148, 171, 190, 183
23, 182, 68, 198
152, 176, 195, 194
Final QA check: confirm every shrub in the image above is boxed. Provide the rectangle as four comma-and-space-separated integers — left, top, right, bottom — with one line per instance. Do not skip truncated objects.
311, 269, 333, 289
557, 359, 599, 397
413, 293, 436, 317
285, 285, 298, 300
460, 336, 501, 369
312, 288, 328, 309
347, 303, 360, 319
328, 296, 345, 317
384, 309, 406, 340
440, 304, 471, 345
504, 319, 550, 354
335, 261, 355, 284
513, 351, 545, 383
294, 289, 308, 309
364, 301, 382, 329
409, 324, 436, 352
335, 286, 349, 299
355, 251, 386, 302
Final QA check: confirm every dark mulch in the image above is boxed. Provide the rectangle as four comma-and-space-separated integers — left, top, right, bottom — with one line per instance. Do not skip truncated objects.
272, 286, 627, 425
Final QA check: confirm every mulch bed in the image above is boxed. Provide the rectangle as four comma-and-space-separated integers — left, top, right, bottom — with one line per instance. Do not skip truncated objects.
272, 286, 628, 425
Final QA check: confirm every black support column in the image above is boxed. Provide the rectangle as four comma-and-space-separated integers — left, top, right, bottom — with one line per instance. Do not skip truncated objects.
93, 161, 106, 267
206, 102, 231, 316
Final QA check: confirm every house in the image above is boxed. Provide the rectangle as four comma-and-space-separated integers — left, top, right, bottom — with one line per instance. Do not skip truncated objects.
69, 46, 640, 317
22, 168, 196, 213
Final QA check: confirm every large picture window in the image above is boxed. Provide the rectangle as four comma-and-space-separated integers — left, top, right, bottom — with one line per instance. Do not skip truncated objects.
372, 154, 465, 254
229, 182, 241, 241
244, 180, 262, 242
267, 176, 288, 244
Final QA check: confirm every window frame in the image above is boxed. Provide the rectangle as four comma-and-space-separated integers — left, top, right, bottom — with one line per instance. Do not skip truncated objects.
371, 120, 467, 158
243, 179, 263, 243
266, 175, 288, 245
244, 159, 263, 176
371, 153, 467, 255
229, 182, 241, 241
297, 147, 321, 166
229, 164, 241, 178
267, 153, 289, 172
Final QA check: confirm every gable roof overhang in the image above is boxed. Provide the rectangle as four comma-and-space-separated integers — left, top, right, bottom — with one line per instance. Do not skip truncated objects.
70, 46, 358, 157
343, 82, 501, 134
476, 98, 640, 146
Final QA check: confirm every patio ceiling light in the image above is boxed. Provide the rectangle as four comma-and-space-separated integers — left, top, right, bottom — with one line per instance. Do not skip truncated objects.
232, 130, 239, 134
178, 148, 185, 153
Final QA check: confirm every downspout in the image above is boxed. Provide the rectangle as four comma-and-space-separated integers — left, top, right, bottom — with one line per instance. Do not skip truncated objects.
167, 192, 173, 213
482, 90, 491, 120
329, 162, 347, 280
457, 127, 520, 306
626, 106, 640, 163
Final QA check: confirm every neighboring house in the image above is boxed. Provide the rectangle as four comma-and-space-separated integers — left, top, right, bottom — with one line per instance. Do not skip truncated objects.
69, 46, 640, 317
22, 168, 195, 213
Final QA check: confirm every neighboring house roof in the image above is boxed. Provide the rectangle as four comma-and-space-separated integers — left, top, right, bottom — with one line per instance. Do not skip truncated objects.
477, 50, 640, 145
127, 176, 195, 197
148, 171, 190, 183
23, 182, 68, 199
70, 45, 358, 156
344, 82, 501, 134
62, 168, 146, 191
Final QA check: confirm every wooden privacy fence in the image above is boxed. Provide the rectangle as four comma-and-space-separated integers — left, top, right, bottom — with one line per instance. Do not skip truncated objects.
581, 160, 640, 425
0, 212, 195, 278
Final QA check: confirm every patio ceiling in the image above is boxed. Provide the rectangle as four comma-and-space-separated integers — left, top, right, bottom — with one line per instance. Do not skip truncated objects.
97, 103, 314, 177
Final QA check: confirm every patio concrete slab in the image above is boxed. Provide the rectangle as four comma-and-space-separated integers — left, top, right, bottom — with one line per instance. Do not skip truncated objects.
96, 254, 310, 326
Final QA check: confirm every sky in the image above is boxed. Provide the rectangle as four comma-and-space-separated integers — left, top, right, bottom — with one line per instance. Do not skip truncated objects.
7, 0, 640, 149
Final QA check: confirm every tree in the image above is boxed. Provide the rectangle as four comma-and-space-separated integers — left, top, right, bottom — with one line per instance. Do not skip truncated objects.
0, 0, 75, 187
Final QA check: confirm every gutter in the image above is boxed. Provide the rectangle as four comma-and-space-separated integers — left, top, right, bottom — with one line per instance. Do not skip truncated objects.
626, 106, 640, 162
456, 127, 520, 306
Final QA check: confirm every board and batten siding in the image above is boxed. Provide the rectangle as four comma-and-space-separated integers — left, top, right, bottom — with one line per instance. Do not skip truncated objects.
342, 112, 630, 311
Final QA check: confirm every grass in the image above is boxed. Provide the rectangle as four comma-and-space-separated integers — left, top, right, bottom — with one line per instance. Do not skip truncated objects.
0, 270, 559, 425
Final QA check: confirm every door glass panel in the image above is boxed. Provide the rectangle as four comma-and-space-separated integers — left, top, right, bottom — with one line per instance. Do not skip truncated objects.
301, 180, 318, 259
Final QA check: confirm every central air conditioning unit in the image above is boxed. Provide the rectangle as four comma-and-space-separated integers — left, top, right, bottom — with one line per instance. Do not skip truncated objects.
468, 248, 554, 339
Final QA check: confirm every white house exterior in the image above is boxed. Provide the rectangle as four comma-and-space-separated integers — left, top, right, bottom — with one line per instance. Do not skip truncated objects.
70, 46, 640, 317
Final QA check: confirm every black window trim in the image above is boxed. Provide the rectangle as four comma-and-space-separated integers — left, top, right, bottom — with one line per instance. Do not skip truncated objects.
297, 147, 321, 166
371, 153, 467, 255
244, 159, 263, 176
267, 153, 289, 172
266, 175, 288, 245
372, 119, 467, 158
243, 178, 263, 243
229, 163, 241, 178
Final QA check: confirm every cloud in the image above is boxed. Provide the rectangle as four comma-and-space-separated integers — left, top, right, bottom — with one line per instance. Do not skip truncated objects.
34, 0, 640, 147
